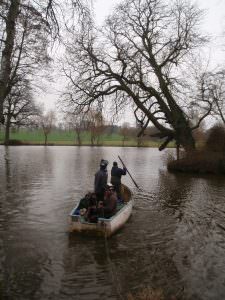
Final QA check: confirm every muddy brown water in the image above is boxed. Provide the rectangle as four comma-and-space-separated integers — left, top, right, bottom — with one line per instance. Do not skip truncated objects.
0, 146, 225, 300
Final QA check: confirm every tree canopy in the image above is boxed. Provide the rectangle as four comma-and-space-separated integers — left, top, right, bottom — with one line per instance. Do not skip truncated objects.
0, 0, 90, 124
61, 0, 211, 151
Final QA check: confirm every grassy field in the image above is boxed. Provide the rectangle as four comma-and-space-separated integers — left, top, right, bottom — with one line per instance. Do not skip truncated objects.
0, 129, 164, 147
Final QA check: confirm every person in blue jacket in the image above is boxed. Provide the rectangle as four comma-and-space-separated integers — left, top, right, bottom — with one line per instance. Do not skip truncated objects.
110, 161, 126, 199
94, 159, 108, 202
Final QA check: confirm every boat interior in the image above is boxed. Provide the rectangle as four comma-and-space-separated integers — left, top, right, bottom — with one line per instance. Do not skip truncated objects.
71, 184, 132, 222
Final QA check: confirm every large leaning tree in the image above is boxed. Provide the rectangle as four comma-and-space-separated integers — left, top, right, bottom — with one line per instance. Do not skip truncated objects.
61, 0, 212, 152
0, 0, 90, 125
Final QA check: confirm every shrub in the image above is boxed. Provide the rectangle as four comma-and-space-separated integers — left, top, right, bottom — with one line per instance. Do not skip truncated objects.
6, 139, 24, 145
167, 150, 225, 174
167, 125, 225, 175
205, 125, 225, 153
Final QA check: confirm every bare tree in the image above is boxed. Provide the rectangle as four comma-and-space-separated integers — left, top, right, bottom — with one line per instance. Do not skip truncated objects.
39, 110, 56, 145
62, 0, 210, 152
3, 80, 40, 144
0, 0, 20, 124
0, 0, 51, 124
86, 110, 105, 146
0, 0, 91, 124
207, 71, 225, 124
64, 112, 86, 145
120, 122, 130, 146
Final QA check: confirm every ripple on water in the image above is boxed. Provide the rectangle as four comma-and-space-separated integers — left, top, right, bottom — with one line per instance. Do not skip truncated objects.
1, 146, 225, 300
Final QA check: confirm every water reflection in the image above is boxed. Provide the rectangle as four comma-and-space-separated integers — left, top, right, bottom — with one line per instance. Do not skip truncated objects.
4, 147, 11, 189
0, 146, 225, 300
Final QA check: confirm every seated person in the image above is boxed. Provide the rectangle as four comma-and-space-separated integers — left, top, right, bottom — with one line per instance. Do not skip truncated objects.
86, 193, 98, 223
98, 184, 117, 218
77, 192, 92, 210
74, 192, 91, 215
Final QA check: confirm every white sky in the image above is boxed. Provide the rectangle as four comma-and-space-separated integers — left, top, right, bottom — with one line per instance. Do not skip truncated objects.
94, 0, 225, 62
38, 0, 225, 124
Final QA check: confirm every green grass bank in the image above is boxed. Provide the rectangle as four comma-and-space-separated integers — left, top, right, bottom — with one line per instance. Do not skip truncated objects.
0, 129, 165, 147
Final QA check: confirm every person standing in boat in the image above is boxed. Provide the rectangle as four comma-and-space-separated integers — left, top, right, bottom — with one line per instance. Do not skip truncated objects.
110, 161, 127, 199
94, 159, 108, 202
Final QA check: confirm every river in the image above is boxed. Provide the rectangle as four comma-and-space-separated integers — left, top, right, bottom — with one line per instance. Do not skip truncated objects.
0, 146, 225, 300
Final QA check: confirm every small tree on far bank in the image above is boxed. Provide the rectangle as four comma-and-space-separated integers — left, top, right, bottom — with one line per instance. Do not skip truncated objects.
40, 110, 56, 145
134, 122, 145, 147
64, 112, 86, 145
87, 110, 105, 146
120, 122, 130, 146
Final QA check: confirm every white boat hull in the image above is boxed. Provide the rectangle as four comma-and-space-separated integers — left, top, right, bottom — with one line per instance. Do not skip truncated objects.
69, 185, 133, 237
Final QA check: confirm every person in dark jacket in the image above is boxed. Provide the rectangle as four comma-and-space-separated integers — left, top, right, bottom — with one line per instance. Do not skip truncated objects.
94, 159, 108, 202
86, 194, 98, 223
110, 161, 126, 199
97, 184, 117, 218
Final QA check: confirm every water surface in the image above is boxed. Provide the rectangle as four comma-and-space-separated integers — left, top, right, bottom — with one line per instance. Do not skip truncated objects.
0, 146, 225, 300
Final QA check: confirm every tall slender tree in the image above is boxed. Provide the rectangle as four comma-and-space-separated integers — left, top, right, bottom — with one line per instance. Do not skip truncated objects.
0, 0, 20, 124
3, 80, 40, 144
0, 0, 90, 124
39, 110, 56, 145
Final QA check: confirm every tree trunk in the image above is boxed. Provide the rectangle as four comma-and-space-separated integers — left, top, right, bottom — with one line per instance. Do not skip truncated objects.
145, 50, 196, 152
96, 135, 100, 145
175, 123, 195, 152
44, 134, 47, 145
90, 133, 94, 146
0, 0, 20, 124
137, 136, 143, 147
176, 143, 180, 160
76, 131, 82, 145
4, 114, 11, 145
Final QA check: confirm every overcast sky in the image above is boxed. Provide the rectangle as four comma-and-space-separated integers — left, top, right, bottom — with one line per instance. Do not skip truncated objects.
94, 0, 225, 31
39, 0, 225, 123
94, 0, 225, 58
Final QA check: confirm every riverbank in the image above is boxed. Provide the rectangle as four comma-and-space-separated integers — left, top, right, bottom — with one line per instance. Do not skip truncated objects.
0, 139, 165, 147
0, 129, 169, 147
168, 126, 225, 175
2, 130, 225, 175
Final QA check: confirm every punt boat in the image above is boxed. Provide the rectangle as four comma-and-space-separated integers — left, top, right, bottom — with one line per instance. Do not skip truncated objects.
68, 184, 133, 237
